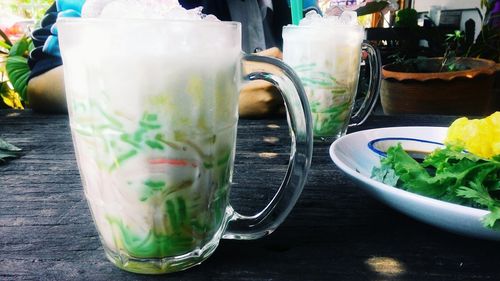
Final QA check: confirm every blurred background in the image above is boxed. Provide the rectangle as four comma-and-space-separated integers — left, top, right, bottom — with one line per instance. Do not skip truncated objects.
0, 0, 497, 111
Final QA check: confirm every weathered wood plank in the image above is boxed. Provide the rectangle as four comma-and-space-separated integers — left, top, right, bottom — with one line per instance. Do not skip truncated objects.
1, 110, 497, 281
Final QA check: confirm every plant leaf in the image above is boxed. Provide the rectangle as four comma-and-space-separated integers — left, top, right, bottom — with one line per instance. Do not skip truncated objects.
0, 28, 12, 46
482, 206, 500, 229
0, 151, 18, 163
0, 137, 22, 152
9, 37, 30, 57
0, 137, 22, 164
356, 1, 389, 16
0, 41, 11, 53
5, 55, 30, 101
0, 82, 24, 109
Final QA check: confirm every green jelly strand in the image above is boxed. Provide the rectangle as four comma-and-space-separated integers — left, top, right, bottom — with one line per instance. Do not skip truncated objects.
108, 216, 195, 258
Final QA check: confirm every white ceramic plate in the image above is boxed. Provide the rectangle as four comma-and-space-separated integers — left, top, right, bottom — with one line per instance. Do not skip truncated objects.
329, 126, 499, 240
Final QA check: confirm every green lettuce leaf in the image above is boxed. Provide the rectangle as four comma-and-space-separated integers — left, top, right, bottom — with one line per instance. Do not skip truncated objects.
372, 144, 500, 229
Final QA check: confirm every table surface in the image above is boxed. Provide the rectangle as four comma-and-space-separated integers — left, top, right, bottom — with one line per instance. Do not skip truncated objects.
1, 110, 499, 281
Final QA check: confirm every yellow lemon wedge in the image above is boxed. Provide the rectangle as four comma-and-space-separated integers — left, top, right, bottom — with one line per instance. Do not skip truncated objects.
445, 111, 500, 159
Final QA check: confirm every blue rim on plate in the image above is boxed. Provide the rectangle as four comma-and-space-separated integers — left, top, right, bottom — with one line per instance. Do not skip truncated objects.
367, 137, 444, 157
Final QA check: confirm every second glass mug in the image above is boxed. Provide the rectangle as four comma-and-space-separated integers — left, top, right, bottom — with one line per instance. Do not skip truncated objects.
283, 23, 382, 141
57, 18, 313, 274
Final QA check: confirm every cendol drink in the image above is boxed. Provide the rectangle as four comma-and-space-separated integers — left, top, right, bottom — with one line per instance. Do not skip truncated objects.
58, 0, 313, 274
283, 11, 379, 140
60, 15, 239, 274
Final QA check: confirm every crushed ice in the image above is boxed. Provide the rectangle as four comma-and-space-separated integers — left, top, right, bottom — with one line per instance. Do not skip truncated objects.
81, 0, 218, 21
299, 10, 358, 26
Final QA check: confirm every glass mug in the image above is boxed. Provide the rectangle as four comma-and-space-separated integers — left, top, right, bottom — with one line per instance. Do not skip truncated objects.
58, 18, 313, 274
283, 23, 381, 141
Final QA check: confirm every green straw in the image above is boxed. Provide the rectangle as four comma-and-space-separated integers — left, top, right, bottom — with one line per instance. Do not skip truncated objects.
290, 0, 303, 25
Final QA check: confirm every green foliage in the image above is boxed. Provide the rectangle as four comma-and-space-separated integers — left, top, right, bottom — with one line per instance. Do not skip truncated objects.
440, 30, 469, 72
481, 0, 490, 9
0, 30, 13, 54
372, 144, 500, 229
6, 53, 31, 101
0, 0, 50, 109
395, 8, 418, 28
390, 1, 500, 70
0, 27, 33, 109
388, 30, 471, 73
0, 137, 22, 163
5, 0, 53, 20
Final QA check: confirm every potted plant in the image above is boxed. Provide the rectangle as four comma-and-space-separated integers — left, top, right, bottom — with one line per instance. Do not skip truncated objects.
379, 3, 500, 115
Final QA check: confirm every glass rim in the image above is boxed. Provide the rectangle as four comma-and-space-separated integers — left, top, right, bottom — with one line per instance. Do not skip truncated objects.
57, 16, 242, 29
282, 23, 364, 32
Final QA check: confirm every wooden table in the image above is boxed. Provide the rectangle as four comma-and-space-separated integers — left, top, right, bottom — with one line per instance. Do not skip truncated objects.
1, 110, 499, 281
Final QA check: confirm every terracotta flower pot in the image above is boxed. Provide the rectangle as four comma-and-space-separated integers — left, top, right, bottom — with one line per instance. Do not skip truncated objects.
380, 57, 497, 115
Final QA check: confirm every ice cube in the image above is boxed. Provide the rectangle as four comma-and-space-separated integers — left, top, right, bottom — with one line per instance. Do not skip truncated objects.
323, 5, 344, 17
339, 11, 357, 25
202, 14, 219, 22
299, 10, 322, 26
81, 0, 116, 18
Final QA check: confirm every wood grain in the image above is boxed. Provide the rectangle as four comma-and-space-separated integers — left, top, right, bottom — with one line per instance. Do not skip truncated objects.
1, 110, 498, 281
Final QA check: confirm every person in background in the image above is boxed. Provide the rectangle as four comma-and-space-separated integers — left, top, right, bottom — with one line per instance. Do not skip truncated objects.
27, 0, 318, 116
27, 2, 69, 113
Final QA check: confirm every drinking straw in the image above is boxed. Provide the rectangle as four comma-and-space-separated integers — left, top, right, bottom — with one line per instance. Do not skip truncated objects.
290, 0, 303, 25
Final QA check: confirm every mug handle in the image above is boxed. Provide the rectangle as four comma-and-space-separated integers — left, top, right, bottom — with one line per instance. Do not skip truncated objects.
349, 41, 382, 127
222, 54, 313, 240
